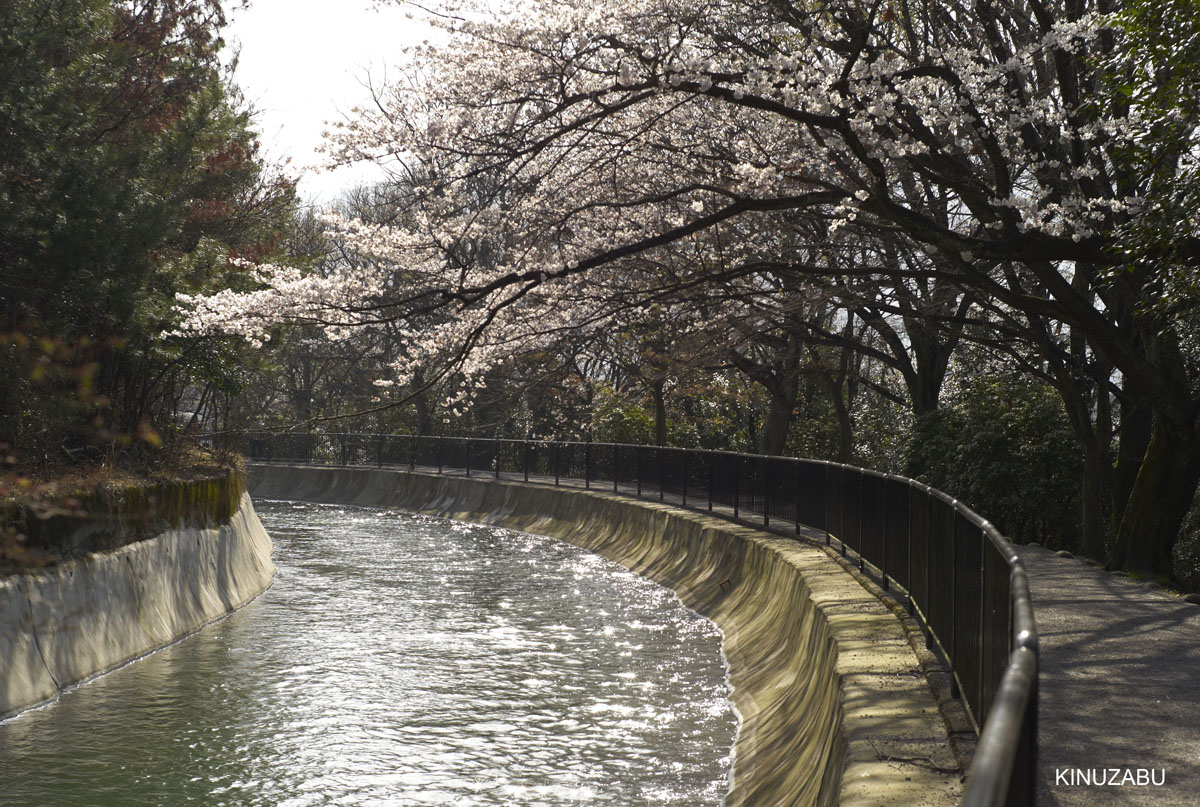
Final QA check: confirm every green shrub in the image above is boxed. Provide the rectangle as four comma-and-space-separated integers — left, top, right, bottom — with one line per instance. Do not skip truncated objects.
909, 372, 1082, 548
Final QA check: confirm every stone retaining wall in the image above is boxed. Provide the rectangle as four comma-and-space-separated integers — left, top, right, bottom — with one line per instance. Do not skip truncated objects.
0, 488, 275, 718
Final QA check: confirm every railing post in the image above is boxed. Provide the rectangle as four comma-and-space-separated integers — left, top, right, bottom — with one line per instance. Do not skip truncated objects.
465, 438, 471, 478
857, 474, 865, 572
658, 448, 665, 502
681, 451, 688, 507
825, 464, 833, 546
613, 443, 618, 493
436, 436, 443, 475
523, 441, 529, 483
839, 468, 848, 558
377, 434, 383, 468
795, 460, 802, 535
636, 448, 643, 497
707, 453, 714, 512
494, 437, 500, 480
978, 526, 987, 718
922, 491, 933, 649
926, 494, 934, 645
908, 482, 916, 615
554, 443, 560, 486
763, 458, 770, 527
881, 475, 890, 590
733, 455, 741, 519
949, 504, 959, 700
585, 442, 592, 489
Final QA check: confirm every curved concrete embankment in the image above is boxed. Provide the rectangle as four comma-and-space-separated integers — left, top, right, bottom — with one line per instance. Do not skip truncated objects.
249, 463, 960, 807
0, 490, 275, 718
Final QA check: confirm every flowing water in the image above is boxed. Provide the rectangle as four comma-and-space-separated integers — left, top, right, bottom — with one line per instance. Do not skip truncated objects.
0, 500, 738, 806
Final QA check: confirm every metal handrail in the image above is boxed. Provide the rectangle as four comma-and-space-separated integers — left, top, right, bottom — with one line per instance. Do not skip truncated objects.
241, 431, 1038, 806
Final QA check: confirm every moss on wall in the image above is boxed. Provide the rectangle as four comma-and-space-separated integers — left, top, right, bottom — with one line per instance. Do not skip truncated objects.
1, 468, 245, 570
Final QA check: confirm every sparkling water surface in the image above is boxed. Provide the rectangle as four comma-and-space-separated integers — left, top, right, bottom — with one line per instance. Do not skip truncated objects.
0, 501, 737, 806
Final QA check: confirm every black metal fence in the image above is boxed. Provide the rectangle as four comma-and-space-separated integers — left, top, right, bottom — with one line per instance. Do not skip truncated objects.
243, 431, 1038, 807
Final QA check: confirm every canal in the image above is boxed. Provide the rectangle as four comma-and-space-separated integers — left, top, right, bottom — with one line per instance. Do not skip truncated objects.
0, 500, 738, 806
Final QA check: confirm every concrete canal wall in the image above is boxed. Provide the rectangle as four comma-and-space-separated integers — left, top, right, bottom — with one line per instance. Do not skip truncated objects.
0, 477, 275, 718
248, 463, 960, 807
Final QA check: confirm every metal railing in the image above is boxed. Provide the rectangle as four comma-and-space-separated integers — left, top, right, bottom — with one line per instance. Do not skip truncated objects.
243, 431, 1038, 806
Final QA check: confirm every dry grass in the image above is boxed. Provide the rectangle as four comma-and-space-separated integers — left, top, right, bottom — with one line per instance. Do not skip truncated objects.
1, 441, 245, 572
1, 441, 242, 504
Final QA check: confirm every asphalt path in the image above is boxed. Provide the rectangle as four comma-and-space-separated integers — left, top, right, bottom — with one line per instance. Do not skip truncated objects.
1017, 545, 1200, 806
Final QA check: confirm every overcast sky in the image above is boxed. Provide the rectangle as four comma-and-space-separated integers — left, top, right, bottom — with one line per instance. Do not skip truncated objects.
224, 0, 433, 204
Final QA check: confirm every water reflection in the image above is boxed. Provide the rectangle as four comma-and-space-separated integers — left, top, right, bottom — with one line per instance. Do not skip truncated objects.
0, 501, 737, 806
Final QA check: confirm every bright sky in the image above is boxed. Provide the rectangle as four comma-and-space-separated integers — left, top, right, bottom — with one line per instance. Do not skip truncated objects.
224, 0, 432, 205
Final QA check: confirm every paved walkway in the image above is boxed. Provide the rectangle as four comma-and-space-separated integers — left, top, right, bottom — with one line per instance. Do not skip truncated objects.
1018, 546, 1200, 806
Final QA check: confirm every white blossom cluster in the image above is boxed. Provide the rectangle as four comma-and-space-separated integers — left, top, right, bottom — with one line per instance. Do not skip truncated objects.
173, 0, 1193, 400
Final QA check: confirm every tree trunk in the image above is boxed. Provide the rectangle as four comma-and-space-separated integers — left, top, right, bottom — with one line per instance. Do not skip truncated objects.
906, 320, 953, 419
651, 378, 667, 446
1046, 372, 1112, 562
759, 361, 801, 456
731, 330, 802, 457
1110, 398, 1152, 531
833, 396, 853, 464
1078, 444, 1111, 561
814, 358, 853, 463
1108, 416, 1200, 577
411, 369, 433, 435
760, 394, 792, 456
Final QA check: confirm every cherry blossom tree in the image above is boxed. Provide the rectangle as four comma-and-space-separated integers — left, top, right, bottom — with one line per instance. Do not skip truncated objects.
178, 0, 1200, 575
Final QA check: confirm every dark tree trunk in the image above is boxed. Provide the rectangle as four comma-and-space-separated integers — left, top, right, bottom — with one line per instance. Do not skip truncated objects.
651, 378, 667, 446
812, 340, 855, 464
1110, 397, 1152, 531
1078, 444, 1112, 560
1047, 368, 1113, 561
759, 357, 801, 456
815, 363, 854, 463
415, 393, 432, 435
904, 316, 956, 419
410, 369, 433, 435
1109, 414, 1200, 577
907, 372, 943, 420
730, 330, 802, 457
760, 394, 793, 456
833, 395, 853, 463
1104, 326, 1200, 577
